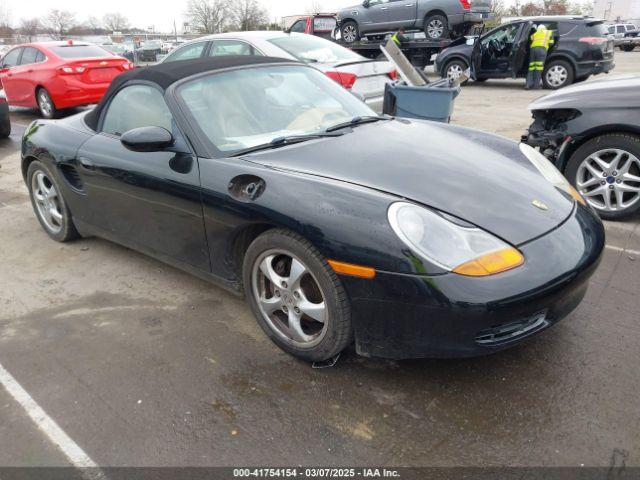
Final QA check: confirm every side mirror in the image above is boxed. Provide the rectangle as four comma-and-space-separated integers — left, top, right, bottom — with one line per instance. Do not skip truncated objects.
120, 126, 174, 152
363, 0, 370, 7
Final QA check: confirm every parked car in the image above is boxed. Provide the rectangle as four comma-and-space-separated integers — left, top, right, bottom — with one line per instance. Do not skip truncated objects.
159, 31, 396, 112
0, 89, 10, 138
21, 56, 604, 361
137, 40, 163, 62
436, 16, 615, 89
523, 75, 640, 219
102, 43, 135, 62
607, 23, 640, 51
336, 0, 492, 42
283, 13, 338, 40
0, 41, 133, 119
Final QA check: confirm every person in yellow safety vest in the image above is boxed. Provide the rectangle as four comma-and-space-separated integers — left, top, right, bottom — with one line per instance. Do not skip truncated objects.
525, 24, 555, 90
392, 27, 408, 47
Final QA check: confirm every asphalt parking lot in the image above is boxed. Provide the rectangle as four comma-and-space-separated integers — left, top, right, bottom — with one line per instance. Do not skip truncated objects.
0, 52, 639, 469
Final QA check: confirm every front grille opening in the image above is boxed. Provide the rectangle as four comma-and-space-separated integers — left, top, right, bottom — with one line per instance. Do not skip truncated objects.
59, 164, 84, 191
475, 312, 548, 346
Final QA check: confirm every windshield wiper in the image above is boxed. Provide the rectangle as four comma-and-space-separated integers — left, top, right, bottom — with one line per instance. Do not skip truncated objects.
231, 132, 345, 157
325, 115, 390, 132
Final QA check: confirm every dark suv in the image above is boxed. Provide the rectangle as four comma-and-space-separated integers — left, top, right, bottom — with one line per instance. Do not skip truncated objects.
435, 16, 615, 89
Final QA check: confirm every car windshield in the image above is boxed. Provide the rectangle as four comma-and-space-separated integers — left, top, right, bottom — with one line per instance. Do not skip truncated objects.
177, 65, 375, 155
268, 35, 362, 64
51, 45, 112, 58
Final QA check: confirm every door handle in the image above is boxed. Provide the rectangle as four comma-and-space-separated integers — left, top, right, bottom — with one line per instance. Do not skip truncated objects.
381, 6, 387, 9
78, 157, 95, 171
406, 3, 414, 6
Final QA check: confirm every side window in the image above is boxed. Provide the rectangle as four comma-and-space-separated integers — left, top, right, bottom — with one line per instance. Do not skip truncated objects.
2, 48, 22, 68
290, 20, 307, 33
617, 25, 625, 34
608, 26, 615, 34
102, 85, 173, 137
163, 42, 206, 63
481, 24, 520, 46
19, 47, 38, 65
35, 50, 46, 63
209, 40, 259, 56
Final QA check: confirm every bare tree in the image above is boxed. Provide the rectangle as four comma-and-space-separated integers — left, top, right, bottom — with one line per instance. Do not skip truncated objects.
230, 0, 268, 31
43, 9, 76, 39
0, 0, 11, 29
305, 1, 324, 14
19, 17, 40, 41
103, 12, 130, 32
185, 0, 230, 33
87, 16, 102, 34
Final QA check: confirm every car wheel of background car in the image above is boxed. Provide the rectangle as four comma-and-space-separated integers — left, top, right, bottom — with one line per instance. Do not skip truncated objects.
566, 134, 640, 220
444, 59, 469, 84
620, 44, 635, 52
0, 117, 10, 139
543, 60, 574, 89
27, 160, 80, 241
36, 88, 59, 119
424, 14, 448, 40
340, 21, 360, 44
243, 229, 352, 362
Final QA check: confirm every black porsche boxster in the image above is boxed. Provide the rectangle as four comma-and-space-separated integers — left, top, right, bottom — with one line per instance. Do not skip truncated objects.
21, 56, 605, 362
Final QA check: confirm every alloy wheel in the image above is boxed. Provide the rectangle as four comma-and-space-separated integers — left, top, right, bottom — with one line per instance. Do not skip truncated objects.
31, 171, 64, 234
38, 90, 53, 117
252, 249, 328, 349
576, 148, 640, 213
427, 20, 444, 39
447, 63, 464, 81
545, 65, 568, 88
343, 25, 357, 43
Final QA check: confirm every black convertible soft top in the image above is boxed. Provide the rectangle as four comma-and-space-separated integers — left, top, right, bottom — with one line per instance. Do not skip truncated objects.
84, 55, 292, 130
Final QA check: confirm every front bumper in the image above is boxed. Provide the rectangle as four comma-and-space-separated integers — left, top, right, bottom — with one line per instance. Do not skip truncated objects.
342, 203, 604, 359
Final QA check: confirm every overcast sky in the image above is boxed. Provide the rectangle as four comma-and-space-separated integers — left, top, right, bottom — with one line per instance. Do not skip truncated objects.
7, 0, 522, 32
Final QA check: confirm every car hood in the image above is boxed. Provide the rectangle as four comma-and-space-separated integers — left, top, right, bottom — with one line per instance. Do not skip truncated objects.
529, 75, 640, 110
246, 120, 574, 246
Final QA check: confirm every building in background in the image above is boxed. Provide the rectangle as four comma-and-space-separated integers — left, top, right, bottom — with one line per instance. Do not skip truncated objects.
594, 0, 640, 23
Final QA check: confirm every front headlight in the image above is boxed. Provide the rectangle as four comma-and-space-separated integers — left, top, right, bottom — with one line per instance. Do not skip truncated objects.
519, 143, 585, 205
388, 202, 524, 277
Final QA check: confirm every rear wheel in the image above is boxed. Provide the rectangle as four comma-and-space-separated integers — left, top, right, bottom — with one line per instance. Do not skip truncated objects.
620, 44, 635, 52
340, 21, 360, 44
243, 229, 352, 362
424, 14, 448, 39
36, 88, 59, 119
542, 59, 574, 89
565, 134, 640, 220
0, 116, 10, 138
26, 160, 79, 241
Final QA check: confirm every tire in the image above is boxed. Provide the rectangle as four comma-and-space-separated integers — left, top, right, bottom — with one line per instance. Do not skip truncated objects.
442, 59, 469, 84
0, 118, 10, 138
36, 88, 59, 119
565, 133, 640, 220
542, 59, 574, 89
243, 229, 352, 362
26, 160, 80, 242
340, 21, 360, 44
424, 14, 449, 40
620, 44, 635, 52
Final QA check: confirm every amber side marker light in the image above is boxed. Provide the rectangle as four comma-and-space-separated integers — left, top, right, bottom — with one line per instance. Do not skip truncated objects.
453, 248, 525, 277
328, 260, 376, 279
567, 185, 586, 206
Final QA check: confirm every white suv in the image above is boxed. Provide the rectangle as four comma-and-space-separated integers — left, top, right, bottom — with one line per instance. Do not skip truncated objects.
607, 23, 639, 51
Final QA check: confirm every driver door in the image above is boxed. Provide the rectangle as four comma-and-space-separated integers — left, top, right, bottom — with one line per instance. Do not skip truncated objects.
363, 0, 390, 28
509, 21, 533, 77
75, 83, 210, 271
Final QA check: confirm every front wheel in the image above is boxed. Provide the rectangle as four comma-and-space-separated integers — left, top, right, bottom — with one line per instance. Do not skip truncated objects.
340, 21, 360, 44
542, 59, 574, 89
243, 229, 352, 362
27, 160, 80, 241
424, 14, 449, 39
36, 88, 59, 119
442, 59, 469, 84
620, 44, 635, 52
565, 134, 640, 220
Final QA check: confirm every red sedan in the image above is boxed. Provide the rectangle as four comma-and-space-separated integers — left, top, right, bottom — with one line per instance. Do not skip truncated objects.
0, 41, 133, 118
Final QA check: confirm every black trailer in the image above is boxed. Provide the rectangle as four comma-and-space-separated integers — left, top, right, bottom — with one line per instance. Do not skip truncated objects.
337, 36, 453, 68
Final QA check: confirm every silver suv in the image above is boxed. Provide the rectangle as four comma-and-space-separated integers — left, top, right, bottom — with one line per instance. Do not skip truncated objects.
337, 0, 491, 42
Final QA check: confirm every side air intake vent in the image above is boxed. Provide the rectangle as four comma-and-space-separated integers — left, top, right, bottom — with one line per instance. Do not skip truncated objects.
59, 164, 84, 191
475, 312, 548, 346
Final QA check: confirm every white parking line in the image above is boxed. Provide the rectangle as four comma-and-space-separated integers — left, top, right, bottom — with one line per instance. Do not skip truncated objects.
605, 245, 640, 257
0, 362, 105, 476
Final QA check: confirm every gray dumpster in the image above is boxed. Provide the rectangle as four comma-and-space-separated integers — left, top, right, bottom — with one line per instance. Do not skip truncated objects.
382, 78, 461, 123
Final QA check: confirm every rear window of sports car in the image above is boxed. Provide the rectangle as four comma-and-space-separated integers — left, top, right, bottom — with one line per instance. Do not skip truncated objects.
51, 45, 112, 58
